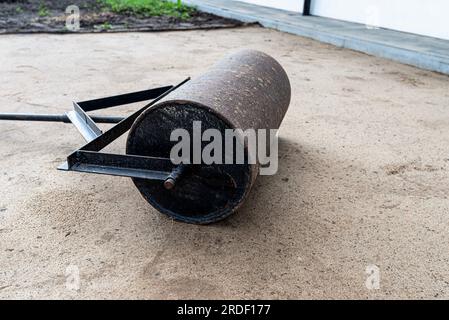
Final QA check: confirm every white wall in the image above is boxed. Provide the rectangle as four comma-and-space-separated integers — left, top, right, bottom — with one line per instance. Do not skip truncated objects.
238, 0, 303, 13
311, 0, 449, 40
237, 0, 449, 40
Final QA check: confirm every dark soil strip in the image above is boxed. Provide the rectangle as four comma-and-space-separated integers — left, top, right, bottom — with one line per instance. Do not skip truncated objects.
0, 0, 249, 34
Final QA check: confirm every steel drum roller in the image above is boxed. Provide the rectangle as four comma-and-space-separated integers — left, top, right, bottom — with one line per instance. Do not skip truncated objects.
126, 50, 291, 224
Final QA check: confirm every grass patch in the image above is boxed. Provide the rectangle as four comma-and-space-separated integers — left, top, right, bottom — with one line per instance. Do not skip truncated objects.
100, 21, 112, 30
101, 0, 195, 19
38, 3, 50, 17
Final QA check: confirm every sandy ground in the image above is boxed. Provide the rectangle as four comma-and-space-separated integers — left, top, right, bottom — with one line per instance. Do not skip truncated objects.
0, 26, 449, 299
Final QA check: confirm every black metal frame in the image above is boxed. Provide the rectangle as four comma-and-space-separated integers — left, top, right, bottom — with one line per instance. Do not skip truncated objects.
1, 78, 190, 186
62, 77, 190, 184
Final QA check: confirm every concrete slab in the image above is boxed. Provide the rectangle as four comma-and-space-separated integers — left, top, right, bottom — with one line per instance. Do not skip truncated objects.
0, 27, 449, 299
176, 0, 449, 74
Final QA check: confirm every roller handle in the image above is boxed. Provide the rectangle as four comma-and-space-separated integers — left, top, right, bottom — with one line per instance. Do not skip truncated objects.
0, 113, 124, 123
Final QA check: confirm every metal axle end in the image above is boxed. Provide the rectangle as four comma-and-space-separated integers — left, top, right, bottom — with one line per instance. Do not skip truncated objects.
163, 165, 186, 190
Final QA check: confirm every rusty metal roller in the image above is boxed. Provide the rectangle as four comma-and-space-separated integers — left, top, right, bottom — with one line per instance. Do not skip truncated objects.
126, 50, 291, 224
